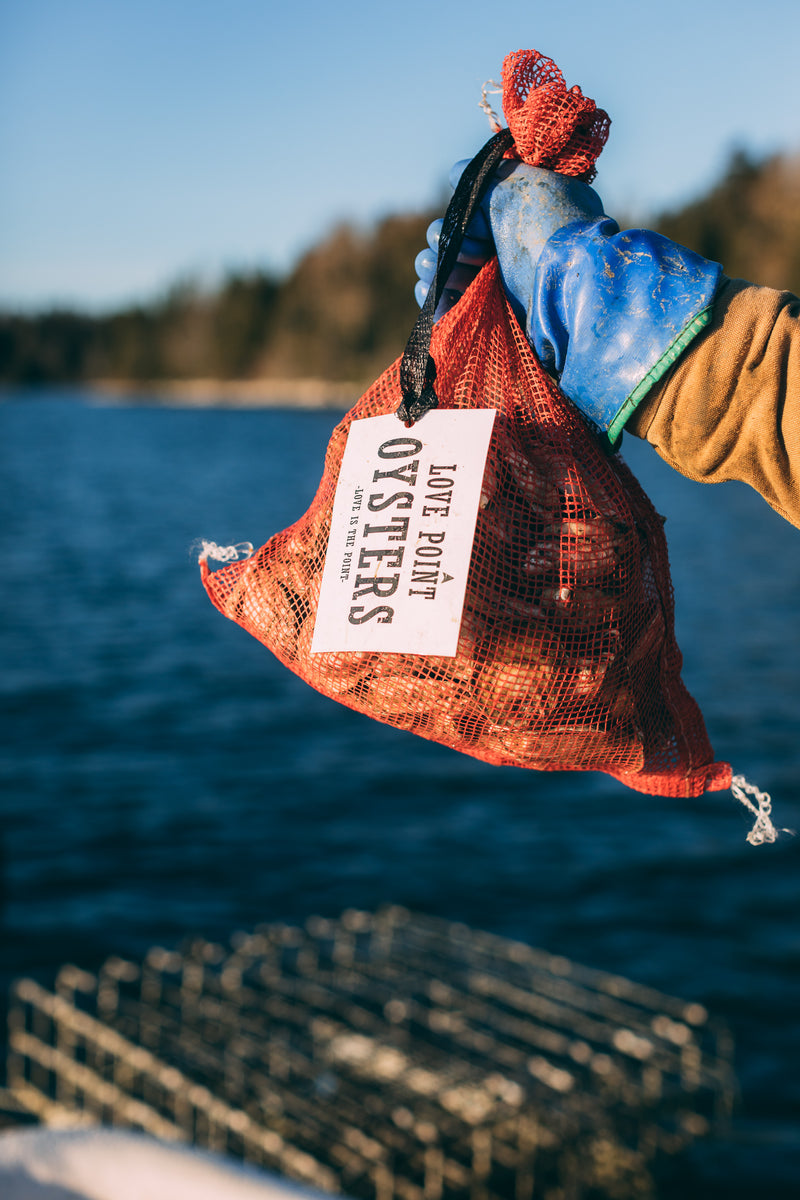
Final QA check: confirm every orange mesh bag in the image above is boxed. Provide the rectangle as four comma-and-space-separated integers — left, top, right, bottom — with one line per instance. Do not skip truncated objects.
500, 48, 611, 180
200, 50, 732, 800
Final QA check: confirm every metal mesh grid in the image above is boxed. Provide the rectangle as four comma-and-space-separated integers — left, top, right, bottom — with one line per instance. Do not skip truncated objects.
6, 907, 735, 1199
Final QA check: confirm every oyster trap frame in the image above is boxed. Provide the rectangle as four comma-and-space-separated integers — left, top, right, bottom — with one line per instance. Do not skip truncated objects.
6, 907, 735, 1198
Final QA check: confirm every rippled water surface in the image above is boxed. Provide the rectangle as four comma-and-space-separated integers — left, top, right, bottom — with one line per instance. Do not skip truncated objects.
1, 391, 799, 1194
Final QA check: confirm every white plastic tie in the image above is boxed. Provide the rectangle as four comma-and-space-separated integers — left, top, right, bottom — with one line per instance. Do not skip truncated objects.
479, 80, 504, 133
730, 774, 795, 846
197, 540, 254, 564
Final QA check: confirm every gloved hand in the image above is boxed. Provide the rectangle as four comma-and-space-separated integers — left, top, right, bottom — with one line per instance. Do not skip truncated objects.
414, 160, 496, 318
414, 221, 491, 317
416, 158, 723, 444
415, 157, 605, 320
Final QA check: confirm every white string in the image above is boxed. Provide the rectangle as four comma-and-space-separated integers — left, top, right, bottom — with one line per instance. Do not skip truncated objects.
730, 774, 795, 846
197, 540, 254, 564
479, 80, 504, 133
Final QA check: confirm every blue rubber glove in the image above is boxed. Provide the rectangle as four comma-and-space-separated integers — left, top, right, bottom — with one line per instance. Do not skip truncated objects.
529, 218, 722, 442
414, 223, 491, 315
416, 159, 723, 443
414, 158, 605, 314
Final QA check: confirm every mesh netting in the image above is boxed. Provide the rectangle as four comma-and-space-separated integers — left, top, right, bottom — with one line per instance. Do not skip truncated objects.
501, 49, 610, 182
202, 258, 729, 798
201, 48, 730, 798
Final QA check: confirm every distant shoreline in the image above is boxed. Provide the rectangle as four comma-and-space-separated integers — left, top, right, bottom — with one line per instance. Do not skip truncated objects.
86, 377, 362, 409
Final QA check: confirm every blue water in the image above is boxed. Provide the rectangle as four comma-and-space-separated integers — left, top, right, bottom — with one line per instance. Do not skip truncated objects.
1, 390, 799, 1192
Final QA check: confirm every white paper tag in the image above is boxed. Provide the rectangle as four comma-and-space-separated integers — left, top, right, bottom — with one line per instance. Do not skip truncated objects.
310, 409, 497, 655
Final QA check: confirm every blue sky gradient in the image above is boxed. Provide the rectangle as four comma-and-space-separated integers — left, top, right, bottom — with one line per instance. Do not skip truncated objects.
2, 0, 799, 310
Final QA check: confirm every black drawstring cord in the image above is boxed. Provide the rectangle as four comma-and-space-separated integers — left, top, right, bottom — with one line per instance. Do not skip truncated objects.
397, 126, 515, 426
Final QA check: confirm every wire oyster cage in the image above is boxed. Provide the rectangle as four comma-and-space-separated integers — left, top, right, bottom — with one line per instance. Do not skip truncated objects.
5, 906, 735, 1199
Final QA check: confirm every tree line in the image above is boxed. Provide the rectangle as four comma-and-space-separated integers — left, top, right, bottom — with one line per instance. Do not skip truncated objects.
2, 149, 799, 388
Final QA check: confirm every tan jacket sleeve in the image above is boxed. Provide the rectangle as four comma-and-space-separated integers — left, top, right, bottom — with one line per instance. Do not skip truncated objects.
627, 277, 800, 529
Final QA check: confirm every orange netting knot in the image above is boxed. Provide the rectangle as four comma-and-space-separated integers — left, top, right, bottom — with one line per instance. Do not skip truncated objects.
501, 49, 610, 183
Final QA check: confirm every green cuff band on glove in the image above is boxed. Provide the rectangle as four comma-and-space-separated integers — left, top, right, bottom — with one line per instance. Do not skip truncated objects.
607, 306, 715, 445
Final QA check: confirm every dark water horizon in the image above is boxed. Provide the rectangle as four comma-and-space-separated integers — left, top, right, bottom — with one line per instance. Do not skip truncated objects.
1, 389, 799, 1194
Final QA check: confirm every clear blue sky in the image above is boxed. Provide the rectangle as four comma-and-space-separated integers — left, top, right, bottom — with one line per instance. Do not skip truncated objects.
2, 0, 799, 311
